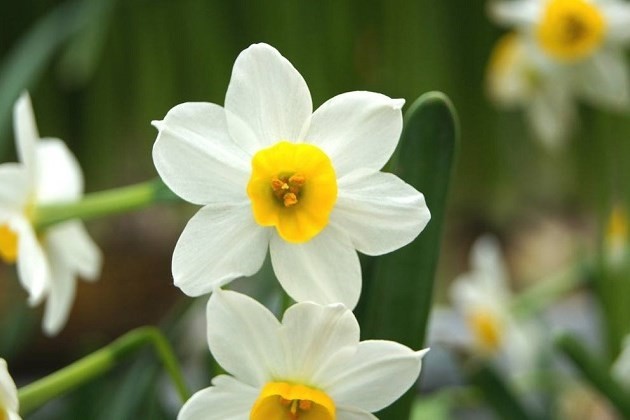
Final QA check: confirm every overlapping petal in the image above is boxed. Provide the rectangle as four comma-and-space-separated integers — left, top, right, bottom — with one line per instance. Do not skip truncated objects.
173, 204, 270, 297
279, 302, 359, 382
46, 221, 102, 281
488, 0, 541, 27
332, 170, 430, 256
307, 91, 404, 176
41, 248, 76, 336
177, 375, 257, 420
0, 164, 29, 211
35, 139, 84, 204
153, 102, 250, 205
206, 290, 282, 387
225, 43, 312, 153
269, 227, 361, 309
574, 49, 630, 110
13, 217, 49, 305
322, 342, 427, 412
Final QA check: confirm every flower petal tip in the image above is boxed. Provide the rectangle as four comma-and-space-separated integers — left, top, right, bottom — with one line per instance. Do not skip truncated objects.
391, 98, 405, 110
151, 120, 165, 131
416, 348, 430, 359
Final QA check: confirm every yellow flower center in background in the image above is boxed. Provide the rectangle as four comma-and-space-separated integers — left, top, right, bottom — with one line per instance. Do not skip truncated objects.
0, 224, 18, 264
468, 309, 503, 352
250, 382, 336, 420
247, 141, 337, 243
536, 0, 605, 62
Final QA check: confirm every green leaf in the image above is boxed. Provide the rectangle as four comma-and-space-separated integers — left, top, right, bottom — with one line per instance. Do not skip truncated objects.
359, 91, 458, 420
556, 334, 630, 418
0, 1, 85, 152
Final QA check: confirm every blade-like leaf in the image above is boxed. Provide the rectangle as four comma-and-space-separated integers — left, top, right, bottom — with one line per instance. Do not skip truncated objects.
359, 91, 459, 419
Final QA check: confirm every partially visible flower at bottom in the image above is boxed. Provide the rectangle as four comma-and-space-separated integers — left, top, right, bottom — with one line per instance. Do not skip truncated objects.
486, 32, 576, 148
0, 358, 20, 420
178, 289, 428, 419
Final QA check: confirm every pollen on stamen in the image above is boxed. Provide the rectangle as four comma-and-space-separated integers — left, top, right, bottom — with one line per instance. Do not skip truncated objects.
283, 193, 298, 207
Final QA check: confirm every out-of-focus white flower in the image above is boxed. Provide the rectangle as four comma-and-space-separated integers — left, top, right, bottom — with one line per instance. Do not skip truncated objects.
431, 236, 539, 375
490, 0, 630, 110
611, 335, 630, 390
0, 93, 102, 336
0, 358, 20, 420
153, 43, 430, 309
178, 289, 429, 420
486, 32, 576, 147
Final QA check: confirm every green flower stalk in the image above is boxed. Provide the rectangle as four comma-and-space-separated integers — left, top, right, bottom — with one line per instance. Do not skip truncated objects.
18, 326, 190, 416
33, 178, 180, 231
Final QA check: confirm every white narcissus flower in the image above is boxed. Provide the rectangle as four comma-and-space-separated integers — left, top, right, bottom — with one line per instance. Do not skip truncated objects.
490, 0, 630, 110
178, 289, 428, 420
0, 358, 20, 420
0, 93, 102, 336
438, 236, 539, 374
153, 43, 430, 309
486, 32, 576, 147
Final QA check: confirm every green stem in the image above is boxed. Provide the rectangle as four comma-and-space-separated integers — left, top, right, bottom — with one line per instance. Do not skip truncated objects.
33, 178, 181, 230
556, 334, 630, 418
18, 326, 190, 416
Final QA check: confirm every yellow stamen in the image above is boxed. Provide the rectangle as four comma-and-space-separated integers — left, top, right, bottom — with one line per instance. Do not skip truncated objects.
0, 224, 18, 264
536, 0, 605, 62
468, 309, 503, 353
250, 381, 335, 420
247, 141, 338, 243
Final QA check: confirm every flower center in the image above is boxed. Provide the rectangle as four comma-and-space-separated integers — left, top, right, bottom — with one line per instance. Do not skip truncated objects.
536, 0, 605, 62
247, 141, 338, 244
250, 382, 335, 420
467, 309, 503, 352
0, 224, 18, 264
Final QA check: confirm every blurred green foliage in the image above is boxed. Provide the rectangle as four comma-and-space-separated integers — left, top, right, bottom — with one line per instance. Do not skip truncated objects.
3, 0, 630, 419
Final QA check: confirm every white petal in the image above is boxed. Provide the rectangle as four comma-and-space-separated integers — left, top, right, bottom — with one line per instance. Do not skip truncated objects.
0, 163, 29, 211
41, 251, 76, 336
152, 102, 251, 205
206, 290, 283, 387
12, 217, 49, 305
469, 235, 510, 297
526, 79, 575, 148
13, 92, 38, 178
177, 375, 257, 420
224, 43, 312, 153
269, 227, 361, 309
35, 139, 83, 204
332, 170, 430, 256
279, 302, 359, 383
322, 341, 427, 412
307, 92, 404, 176
574, 49, 630, 110
172, 204, 270, 296
488, 0, 542, 27
337, 406, 378, 420
45, 221, 102, 281
603, 2, 630, 43
0, 359, 19, 414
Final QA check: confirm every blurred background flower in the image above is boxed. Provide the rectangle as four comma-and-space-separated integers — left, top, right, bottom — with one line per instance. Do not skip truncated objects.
1, 0, 630, 419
